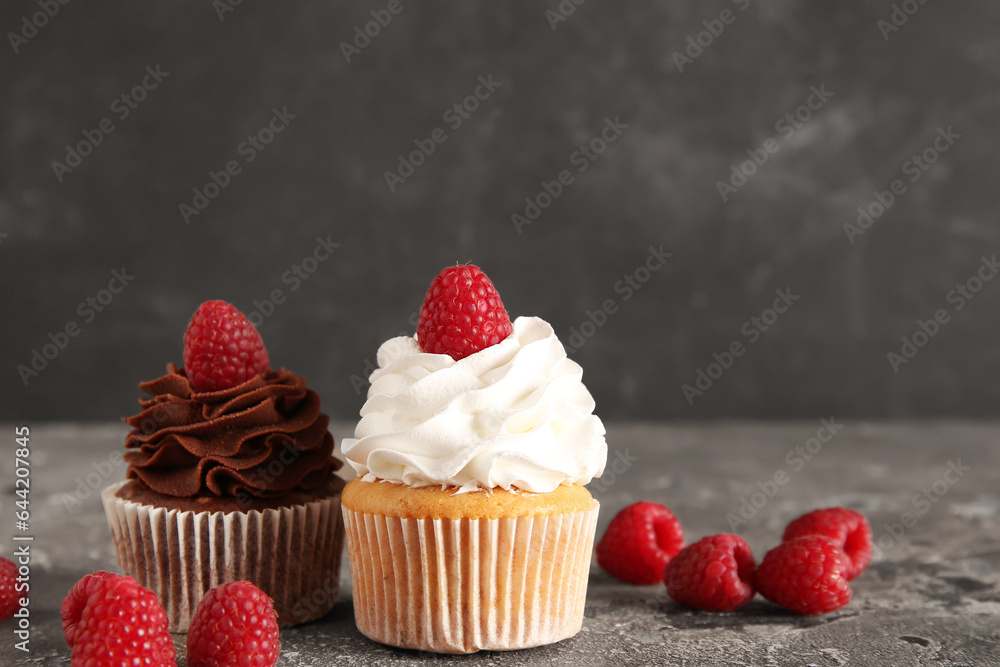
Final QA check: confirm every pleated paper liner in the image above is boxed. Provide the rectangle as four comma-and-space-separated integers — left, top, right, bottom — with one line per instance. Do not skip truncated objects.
101, 481, 344, 632
343, 501, 600, 653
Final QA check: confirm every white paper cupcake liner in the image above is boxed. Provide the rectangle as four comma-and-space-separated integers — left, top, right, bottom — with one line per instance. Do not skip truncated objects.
102, 481, 344, 632
342, 501, 599, 653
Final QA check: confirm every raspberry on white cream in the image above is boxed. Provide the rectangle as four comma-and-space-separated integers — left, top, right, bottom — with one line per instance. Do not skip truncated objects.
342, 316, 607, 493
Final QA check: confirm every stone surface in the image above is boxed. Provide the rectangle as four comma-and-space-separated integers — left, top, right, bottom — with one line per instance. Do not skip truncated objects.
2, 421, 998, 666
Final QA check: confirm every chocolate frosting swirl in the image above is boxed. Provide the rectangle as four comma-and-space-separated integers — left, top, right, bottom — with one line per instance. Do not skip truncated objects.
123, 363, 338, 499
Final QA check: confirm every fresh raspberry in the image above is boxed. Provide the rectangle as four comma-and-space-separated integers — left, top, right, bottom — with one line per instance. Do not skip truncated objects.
665, 534, 756, 611
755, 535, 852, 615
416, 264, 513, 360
183, 300, 270, 392
187, 581, 280, 667
596, 502, 685, 585
60, 570, 116, 647
62, 572, 175, 666
0, 557, 23, 622
783, 507, 872, 580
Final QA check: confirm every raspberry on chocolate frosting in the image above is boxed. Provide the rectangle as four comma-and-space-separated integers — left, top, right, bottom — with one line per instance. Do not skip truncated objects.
123, 363, 337, 498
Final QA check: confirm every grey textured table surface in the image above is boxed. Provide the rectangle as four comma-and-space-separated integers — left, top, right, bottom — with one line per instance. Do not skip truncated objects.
2, 421, 998, 666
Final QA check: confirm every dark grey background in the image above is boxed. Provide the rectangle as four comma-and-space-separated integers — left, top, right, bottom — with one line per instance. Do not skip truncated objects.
2, 1, 997, 422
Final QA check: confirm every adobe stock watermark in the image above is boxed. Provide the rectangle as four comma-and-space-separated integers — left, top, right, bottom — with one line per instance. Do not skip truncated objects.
383, 74, 502, 192
671, 0, 751, 73
50, 65, 170, 182
7, 0, 72, 54
235, 443, 304, 510
349, 310, 420, 395
843, 125, 960, 244
726, 418, 843, 531
877, 0, 931, 42
340, 0, 412, 62
289, 565, 342, 620
511, 116, 629, 234
17, 268, 136, 386
565, 244, 671, 352
59, 451, 125, 513
887, 254, 998, 373
871, 458, 969, 562
682, 287, 799, 405
179, 106, 296, 224
544, 0, 587, 31
212, 0, 245, 21
58, 403, 171, 513
244, 236, 341, 327
589, 449, 640, 494
717, 84, 833, 202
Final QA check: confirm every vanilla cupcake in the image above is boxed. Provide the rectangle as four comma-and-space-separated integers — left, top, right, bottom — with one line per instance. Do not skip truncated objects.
341, 265, 607, 653
102, 301, 345, 631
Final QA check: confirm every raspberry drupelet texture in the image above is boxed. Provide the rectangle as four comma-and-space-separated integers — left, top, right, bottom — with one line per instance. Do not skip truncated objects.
596, 502, 685, 585
60, 570, 117, 647
61, 572, 175, 666
755, 535, 852, 615
0, 557, 23, 622
187, 580, 280, 667
783, 507, 872, 580
665, 534, 756, 611
417, 264, 514, 360
183, 300, 270, 392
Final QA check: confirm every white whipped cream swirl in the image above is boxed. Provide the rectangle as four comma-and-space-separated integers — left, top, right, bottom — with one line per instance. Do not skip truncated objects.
341, 316, 607, 493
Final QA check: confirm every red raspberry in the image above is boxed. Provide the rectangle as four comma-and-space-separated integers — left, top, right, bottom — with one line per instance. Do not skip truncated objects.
183, 300, 270, 392
665, 534, 756, 611
61, 572, 175, 666
187, 581, 280, 667
417, 264, 513, 360
0, 557, 23, 622
783, 507, 872, 580
60, 570, 116, 647
596, 502, 684, 585
755, 535, 852, 615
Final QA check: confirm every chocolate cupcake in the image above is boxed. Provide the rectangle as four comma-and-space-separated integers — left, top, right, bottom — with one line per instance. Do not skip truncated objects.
102, 301, 345, 632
